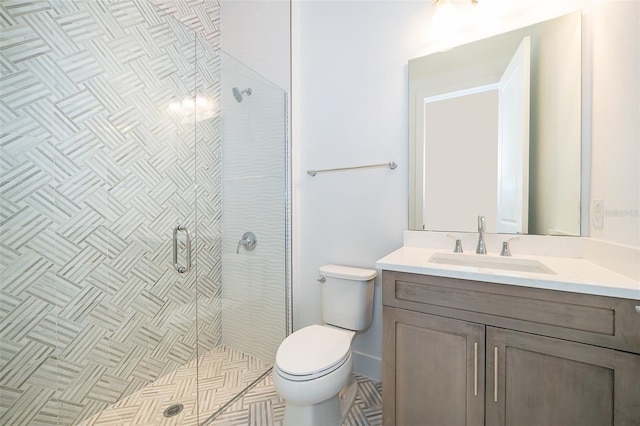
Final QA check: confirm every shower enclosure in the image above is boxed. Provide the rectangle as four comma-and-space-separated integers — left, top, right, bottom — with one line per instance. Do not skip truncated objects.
0, 1, 289, 425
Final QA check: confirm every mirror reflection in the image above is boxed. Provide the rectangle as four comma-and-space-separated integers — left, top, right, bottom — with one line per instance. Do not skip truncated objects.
409, 12, 582, 235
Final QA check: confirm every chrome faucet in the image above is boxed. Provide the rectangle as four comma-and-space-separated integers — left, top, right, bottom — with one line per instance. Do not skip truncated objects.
476, 215, 487, 254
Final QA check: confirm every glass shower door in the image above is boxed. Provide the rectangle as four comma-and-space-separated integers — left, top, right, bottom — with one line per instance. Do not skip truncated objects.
73, 7, 206, 425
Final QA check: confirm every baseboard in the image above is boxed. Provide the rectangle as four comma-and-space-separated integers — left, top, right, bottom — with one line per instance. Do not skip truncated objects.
352, 350, 382, 382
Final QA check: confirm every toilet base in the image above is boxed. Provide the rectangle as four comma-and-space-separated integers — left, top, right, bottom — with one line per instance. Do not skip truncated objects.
338, 375, 357, 421
283, 375, 358, 426
284, 394, 340, 426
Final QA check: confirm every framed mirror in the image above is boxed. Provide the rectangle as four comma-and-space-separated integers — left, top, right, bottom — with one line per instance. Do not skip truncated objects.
409, 12, 582, 235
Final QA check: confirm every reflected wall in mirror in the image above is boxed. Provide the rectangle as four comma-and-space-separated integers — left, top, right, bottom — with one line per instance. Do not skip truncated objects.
409, 12, 582, 235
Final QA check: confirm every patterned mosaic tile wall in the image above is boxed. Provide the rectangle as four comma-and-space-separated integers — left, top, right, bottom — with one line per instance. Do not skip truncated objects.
0, 0, 222, 424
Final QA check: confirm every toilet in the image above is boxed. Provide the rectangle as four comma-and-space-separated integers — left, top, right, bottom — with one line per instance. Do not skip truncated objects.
273, 264, 377, 426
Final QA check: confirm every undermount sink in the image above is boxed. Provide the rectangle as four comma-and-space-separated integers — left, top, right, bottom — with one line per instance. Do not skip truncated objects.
428, 252, 555, 275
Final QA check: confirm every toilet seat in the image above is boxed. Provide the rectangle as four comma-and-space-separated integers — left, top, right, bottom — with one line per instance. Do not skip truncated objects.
275, 325, 355, 381
276, 351, 350, 382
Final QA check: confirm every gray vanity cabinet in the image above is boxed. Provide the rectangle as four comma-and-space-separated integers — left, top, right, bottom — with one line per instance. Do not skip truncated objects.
382, 270, 640, 426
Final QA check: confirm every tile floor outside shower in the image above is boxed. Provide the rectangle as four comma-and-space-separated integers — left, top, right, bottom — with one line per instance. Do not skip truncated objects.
80, 345, 382, 425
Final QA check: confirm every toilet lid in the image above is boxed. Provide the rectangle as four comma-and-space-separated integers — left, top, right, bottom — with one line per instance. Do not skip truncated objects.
276, 325, 354, 377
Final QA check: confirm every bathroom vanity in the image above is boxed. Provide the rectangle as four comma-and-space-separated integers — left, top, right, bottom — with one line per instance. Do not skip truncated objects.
377, 243, 640, 426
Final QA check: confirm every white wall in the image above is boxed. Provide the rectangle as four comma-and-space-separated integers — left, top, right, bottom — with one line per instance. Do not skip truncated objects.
293, 0, 640, 380
589, 1, 640, 247
221, 0, 291, 92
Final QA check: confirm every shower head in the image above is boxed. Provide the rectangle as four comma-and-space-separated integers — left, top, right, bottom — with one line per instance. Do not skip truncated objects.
232, 87, 252, 102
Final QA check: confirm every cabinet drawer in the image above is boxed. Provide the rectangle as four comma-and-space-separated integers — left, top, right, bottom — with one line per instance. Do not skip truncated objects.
382, 271, 640, 354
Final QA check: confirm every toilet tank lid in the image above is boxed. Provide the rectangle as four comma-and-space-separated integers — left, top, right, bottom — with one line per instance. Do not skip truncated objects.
319, 264, 377, 280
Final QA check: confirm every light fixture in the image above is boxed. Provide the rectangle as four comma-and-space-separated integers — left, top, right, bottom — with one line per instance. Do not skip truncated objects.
167, 96, 216, 123
433, 0, 478, 5
430, 0, 479, 49
431, 0, 460, 44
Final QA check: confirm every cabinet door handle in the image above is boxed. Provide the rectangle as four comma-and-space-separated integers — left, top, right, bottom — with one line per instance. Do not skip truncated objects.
473, 342, 478, 397
493, 346, 498, 402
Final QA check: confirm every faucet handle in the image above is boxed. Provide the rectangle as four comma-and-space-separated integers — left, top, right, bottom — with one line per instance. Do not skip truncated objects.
446, 234, 464, 253
500, 237, 519, 256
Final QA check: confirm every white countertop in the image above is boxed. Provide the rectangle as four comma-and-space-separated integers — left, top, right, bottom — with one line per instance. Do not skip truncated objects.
376, 247, 640, 300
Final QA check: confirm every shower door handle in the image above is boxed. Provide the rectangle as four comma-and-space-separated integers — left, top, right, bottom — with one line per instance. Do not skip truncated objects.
173, 225, 192, 273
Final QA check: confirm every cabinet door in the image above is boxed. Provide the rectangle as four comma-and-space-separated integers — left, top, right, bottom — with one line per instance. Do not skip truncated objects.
383, 306, 485, 426
486, 327, 640, 426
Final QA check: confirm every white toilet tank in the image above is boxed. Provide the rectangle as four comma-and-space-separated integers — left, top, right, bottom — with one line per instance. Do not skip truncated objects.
319, 264, 377, 331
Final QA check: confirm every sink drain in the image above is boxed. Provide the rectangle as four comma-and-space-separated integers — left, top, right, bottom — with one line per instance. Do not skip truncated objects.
163, 403, 184, 418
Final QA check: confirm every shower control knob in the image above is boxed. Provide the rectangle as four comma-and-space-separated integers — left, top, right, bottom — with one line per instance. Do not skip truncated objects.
236, 231, 257, 254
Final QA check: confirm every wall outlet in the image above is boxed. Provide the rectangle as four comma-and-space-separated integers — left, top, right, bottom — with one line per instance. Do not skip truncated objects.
592, 199, 604, 229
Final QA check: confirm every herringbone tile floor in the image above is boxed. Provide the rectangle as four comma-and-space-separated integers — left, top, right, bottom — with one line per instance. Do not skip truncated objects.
206, 373, 382, 426
80, 346, 271, 425
80, 345, 382, 426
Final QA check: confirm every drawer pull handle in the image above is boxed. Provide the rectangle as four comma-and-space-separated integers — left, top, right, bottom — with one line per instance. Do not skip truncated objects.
473, 342, 478, 397
493, 346, 498, 403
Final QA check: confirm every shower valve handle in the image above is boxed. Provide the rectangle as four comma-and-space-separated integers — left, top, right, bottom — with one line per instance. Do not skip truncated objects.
236, 232, 257, 254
